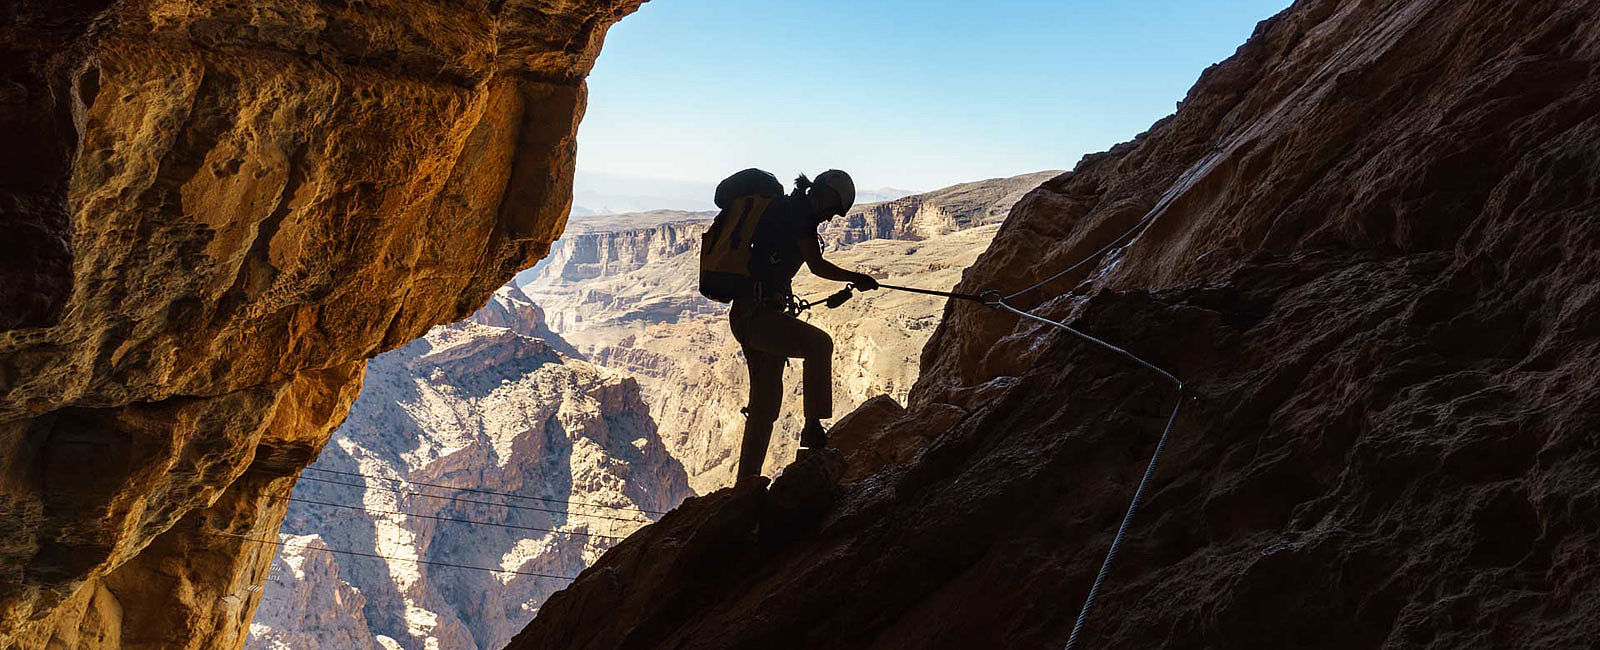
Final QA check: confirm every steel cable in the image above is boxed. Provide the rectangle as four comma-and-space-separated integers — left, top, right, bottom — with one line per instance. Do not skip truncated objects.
995, 300, 1183, 650
865, 241, 1190, 650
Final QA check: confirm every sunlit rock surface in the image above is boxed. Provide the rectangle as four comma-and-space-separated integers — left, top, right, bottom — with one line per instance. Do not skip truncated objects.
247, 534, 382, 650
247, 289, 690, 650
512, 0, 1600, 648
0, 0, 643, 646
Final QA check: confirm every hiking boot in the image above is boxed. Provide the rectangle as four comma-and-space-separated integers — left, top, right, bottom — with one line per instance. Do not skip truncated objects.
735, 474, 770, 491
800, 421, 828, 449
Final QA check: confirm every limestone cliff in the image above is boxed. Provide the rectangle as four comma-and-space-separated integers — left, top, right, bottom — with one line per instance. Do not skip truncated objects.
525, 217, 717, 339
0, 1, 643, 647
512, 0, 1600, 648
248, 287, 690, 650
523, 174, 1060, 349
818, 170, 1061, 247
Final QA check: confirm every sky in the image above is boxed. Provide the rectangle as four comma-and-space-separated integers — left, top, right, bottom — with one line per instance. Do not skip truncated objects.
576, 0, 1294, 193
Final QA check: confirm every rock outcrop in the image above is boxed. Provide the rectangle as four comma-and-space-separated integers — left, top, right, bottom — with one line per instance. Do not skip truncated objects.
247, 290, 691, 650
0, 1, 642, 647
470, 285, 583, 359
512, 1, 1600, 648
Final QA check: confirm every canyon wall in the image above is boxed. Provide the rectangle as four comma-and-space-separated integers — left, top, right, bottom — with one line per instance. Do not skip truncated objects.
513, 0, 1600, 648
248, 285, 691, 650
525, 218, 717, 337
0, 1, 644, 647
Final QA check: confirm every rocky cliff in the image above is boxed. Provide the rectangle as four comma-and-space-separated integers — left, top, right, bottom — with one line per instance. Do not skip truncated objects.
511, 1, 1600, 648
524, 216, 717, 338
0, 1, 642, 647
818, 170, 1061, 247
522, 174, 1051, 493
247, 285, 691, 650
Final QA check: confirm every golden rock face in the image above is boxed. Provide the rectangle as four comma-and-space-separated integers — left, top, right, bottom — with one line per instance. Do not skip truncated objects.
0, 0, 643, 646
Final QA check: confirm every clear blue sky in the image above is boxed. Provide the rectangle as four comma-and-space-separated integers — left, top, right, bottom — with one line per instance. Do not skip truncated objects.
577, 0, 1292, 192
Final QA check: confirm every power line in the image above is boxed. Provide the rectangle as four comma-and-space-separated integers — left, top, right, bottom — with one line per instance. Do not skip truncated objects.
211, 530, 580, 580
264, 492, 631, 541
303, 466, 667, 516
279, 471, 652, 525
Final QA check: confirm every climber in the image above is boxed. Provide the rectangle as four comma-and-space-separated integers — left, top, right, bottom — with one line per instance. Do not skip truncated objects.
698, 168, 878, 487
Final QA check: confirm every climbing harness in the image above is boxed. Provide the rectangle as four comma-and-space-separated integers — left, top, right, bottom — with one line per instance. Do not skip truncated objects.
784, 285, 857, 316
790, 281, 988, 316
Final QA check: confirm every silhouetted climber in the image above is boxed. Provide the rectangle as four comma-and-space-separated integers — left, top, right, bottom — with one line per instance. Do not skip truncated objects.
699, 168, 878, 487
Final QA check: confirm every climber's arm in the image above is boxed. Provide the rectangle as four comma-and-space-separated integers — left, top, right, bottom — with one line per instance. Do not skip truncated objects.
800, 237, 878, 289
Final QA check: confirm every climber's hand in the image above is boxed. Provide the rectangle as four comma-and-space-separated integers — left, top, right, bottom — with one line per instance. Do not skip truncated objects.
824, 287, 853, 309
852, 273, 880, 291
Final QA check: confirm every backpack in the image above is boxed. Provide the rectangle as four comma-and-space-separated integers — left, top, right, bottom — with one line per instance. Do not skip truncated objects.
699, 169, 786, 302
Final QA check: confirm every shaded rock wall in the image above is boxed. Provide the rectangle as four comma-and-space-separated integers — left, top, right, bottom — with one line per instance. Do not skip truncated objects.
0, 0, 644, 647
512, 0, 1600, 648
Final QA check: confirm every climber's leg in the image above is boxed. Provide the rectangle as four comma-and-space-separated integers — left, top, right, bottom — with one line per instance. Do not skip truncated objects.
733, 308, 834, 421
796, 326, 833, 422
737, 347, 784, 479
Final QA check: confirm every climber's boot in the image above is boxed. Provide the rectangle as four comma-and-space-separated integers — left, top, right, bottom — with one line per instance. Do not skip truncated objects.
800, 420, 828, 450
735, 474, 770, 491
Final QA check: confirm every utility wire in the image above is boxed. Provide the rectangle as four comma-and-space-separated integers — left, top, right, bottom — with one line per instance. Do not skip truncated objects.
211, 530, 580, 580
276, 471, 652, 525
264, 492, 630, 541
303, 466, 666, 516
